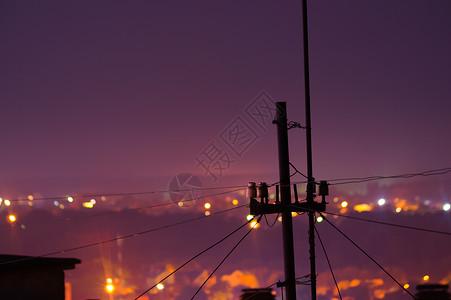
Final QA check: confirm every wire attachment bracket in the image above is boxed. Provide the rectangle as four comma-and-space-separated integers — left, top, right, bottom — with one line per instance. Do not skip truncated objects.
272, 119, 306, 130
288, 121, 306, 130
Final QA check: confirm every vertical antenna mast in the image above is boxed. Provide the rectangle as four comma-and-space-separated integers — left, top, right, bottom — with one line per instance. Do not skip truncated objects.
301, 0, 318, 299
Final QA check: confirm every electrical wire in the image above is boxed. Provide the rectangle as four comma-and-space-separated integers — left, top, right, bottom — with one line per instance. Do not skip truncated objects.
0, 202, 172, 229
134, 215, 254, 299
322, 214, 417, 299
323, 210, 451, 236
6, 184, 247, 202
3, 166, 450, 293
288, 167, 451, 187
285, 203, 451, 236
314, 223, 342, 300
8, 166, 450, 228
6, 167, 451, 203
268, 171, 301, 188
171, 187, 245, 206
0, 205, 247, 267
264, 213, 280, 227
0, 187, 247, 229
190, 216, 261, 299
289, 162, 308, 178
327, 167, 451, 186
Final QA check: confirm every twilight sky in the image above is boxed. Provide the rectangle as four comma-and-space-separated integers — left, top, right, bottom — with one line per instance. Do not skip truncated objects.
1, 1, 451, 300
2, 0, 451, 193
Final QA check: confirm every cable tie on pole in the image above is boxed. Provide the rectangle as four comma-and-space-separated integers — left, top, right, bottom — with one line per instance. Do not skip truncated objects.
287, 121, 306, 130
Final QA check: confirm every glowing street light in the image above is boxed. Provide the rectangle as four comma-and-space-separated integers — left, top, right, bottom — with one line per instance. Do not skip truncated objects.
250, 220, 260, 229
105, 284, 114, 293
82, 202, 94, 208
378, 198, 386, 206
105, 278, 114, 293
156, 283, 164, 290
443, 203, 450, 211
8, 214, 16, 223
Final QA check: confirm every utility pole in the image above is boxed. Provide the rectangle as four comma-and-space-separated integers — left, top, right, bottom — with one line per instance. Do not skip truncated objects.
247, 102, 328, 300
276, 101, 297, 300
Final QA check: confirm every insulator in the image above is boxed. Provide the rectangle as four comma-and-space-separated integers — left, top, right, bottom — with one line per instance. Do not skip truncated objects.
293, 184, 299, 203
257, 182, 269, 198
246, 182, 257, 198
306, 179, 316, 194
318, 181, 329, 196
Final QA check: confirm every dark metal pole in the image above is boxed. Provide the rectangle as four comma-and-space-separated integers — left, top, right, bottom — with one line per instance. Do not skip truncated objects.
302, 0, 312, 179
300, 0, 317, 299
308, 201, 317, 300
276, 102, 297, 300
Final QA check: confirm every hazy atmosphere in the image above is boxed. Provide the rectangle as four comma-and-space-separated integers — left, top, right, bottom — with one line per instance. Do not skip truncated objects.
1, 1, 450, 299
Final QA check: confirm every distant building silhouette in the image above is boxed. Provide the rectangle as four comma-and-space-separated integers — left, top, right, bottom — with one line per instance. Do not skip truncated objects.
0, 254, 81, 300
240, 288, 276, 300
415, 284, 451, 300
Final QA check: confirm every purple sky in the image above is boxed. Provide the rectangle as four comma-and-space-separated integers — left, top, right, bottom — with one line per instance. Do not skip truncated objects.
1, 1, 451, 299
1, 0, 451, 192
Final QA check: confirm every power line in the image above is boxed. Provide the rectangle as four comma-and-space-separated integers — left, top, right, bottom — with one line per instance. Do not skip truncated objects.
288, 167, 451, 187
314, 223, 342, 300
5, 184, 247, 202
169, 187, 245, 206
323, 210, 451, 236
0, 205, 247, 267
285, 203, 451, 236
1, 188, 247, 229
322, 214, 417, 299
4, 167, 451, 205
0, 202, 172, 229
5, 167, 451, 204
327, 167, 451, 186
289, 162, 308, 179
264, 213, 280, 228
134, 215, 254, 299
190, 216, 260, 299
